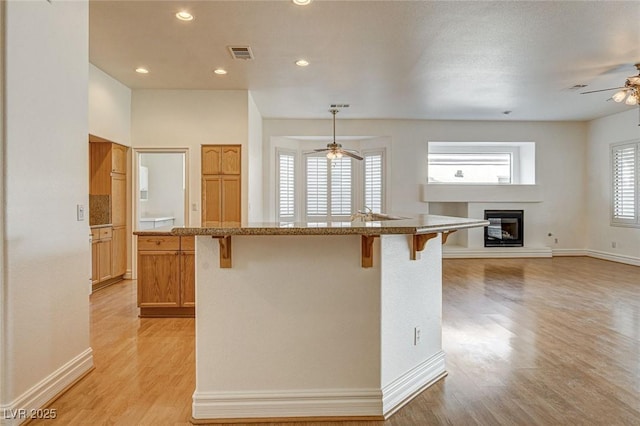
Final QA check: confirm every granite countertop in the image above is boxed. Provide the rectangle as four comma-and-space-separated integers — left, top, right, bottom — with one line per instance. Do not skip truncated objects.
170, 215, 488, 237
133, 226, 176, 236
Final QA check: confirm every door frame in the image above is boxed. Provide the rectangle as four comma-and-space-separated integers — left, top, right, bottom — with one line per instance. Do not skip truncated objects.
132, 148, 190, 280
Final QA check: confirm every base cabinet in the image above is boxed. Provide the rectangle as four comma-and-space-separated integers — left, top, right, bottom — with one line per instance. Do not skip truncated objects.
137, 235, 195, 317
91, 226, 114, 289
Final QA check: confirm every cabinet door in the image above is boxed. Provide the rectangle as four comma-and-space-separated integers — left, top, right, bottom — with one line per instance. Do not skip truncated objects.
221, 146, 241, 175
221, 175, 241, 223
111, 174, 126, 227
112, 226, 127, 277
137, 251, 180, 307
181, 250, 195, 308
202, 176, 221, 226
91, 240, 100, 285
111, 144, 127, 174
98, 239, 112, 282
202, 146, 221, 175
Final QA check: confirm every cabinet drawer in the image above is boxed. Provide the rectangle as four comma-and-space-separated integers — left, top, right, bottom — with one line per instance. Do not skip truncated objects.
180, 236, 195, 251
99, 227, 112, 239
137, 236, 180, 251
91, 228, 101, 240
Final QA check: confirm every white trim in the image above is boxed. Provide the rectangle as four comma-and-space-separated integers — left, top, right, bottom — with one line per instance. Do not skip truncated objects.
192, 388, 383, 420
551, 249, 588, 257
123, 269, 132, 280
381, 351, 446, 417
443, 246, 552, 258
585, 250, 640, 267
1, 348, 93, 426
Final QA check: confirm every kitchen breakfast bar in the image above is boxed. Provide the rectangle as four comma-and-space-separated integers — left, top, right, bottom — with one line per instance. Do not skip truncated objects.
172, 214, 488, 423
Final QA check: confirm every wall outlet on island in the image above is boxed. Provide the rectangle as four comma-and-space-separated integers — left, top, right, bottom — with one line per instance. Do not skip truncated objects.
612, 241, 617, 249
414, 326, 422, 345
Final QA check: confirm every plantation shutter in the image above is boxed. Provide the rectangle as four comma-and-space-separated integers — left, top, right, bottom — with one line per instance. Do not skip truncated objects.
306, 156, 328, 217
612, 143, 638, 223
364, 152, 383, 213
277, 151, 295, 220
330, 157, 352, 216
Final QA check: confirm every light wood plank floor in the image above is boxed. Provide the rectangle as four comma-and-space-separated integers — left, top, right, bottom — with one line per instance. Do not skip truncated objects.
33, 257, 640, 425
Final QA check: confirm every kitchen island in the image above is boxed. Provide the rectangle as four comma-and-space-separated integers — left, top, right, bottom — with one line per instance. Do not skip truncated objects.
173, 214, 487, 423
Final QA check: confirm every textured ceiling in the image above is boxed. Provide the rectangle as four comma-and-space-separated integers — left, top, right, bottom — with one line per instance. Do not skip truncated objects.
89, 0, 640, 120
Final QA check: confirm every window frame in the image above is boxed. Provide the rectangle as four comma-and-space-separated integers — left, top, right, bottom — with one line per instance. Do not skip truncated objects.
611, 140, 640, 228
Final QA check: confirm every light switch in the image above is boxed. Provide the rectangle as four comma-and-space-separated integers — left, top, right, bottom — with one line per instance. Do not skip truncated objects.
77, 204, 85, 221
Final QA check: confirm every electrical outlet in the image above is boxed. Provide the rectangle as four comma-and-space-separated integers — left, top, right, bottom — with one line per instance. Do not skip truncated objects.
414, 326, 421, 345
554, 238, 558, 244
612, 242, 617, 249
77, 204, 85, 221
192, 203, 198, 212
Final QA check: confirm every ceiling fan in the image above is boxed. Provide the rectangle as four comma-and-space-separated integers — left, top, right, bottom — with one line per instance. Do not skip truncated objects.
580, 63, 640, 106
304, 108, 363, 161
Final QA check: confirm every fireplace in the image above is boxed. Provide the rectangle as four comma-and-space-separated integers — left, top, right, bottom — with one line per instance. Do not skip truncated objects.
484, 210, 523, 247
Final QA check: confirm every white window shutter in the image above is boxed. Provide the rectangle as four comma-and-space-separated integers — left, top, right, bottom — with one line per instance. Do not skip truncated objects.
330, 157, 352, 216
612, 143, 637, 223
277, 151, 295, 220
306, 156, 328, 217
364, 152, 383, 213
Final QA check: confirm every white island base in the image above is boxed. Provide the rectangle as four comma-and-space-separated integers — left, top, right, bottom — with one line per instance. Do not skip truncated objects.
192, 232, 447, 422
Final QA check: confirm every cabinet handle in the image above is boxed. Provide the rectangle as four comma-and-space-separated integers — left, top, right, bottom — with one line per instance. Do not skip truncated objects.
155, 241, 161, 245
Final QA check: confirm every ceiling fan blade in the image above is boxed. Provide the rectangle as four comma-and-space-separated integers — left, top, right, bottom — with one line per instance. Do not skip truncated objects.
303, 149, 328, 155
314, 148, 330, 152
341, 150, 363, 161
580, 87, 626, 94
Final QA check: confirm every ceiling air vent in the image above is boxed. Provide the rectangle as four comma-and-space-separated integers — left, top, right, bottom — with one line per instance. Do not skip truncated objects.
228, 46, 254, 60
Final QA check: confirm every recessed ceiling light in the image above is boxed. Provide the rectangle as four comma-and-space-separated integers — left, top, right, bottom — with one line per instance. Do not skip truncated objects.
214, 68, 227, 75
292, 0, 312, 5
135, 67, 149, 74
295, 59, 309, 67
176, 11, 194, 21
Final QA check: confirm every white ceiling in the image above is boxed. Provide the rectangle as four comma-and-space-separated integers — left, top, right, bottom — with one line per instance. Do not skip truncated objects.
89, 0, 640, 121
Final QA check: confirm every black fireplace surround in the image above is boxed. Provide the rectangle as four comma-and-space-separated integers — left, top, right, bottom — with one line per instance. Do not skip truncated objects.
484, 210, 524, 247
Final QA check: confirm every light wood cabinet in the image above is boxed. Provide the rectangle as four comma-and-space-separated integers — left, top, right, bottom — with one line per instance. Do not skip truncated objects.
91, 227, 113, 286
89, 138, 129, 291
111, 174, 126, 227
112, 226, 127, 277
201, 145, 241, 226
137, 235, 195, 317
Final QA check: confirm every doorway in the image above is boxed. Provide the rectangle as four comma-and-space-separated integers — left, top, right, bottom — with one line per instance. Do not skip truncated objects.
134, 149, 189, 231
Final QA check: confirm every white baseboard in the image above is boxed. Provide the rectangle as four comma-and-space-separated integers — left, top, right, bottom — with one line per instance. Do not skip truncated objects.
381, 351, 446, 417
551, 249, 588, 256
586, 250, 640, 267
443, 246, 552, 258
123, 269, 132, 280
1, 348, 93, 426
192, 388, 383, 420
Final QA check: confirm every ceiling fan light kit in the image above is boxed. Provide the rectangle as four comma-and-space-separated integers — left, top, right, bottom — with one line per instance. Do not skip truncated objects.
304, 107, 363, 161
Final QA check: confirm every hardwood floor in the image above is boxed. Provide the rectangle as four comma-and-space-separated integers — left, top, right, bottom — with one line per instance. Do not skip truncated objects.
33, 257, 640, 425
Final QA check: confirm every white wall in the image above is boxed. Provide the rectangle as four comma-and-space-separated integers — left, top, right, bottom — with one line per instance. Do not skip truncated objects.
89, 64, 132, 146
132, 90, 249, 225
587, 109, 640, 262
247, 93, 264, 222
263, 119, 588, 250
2, 0, 92, 417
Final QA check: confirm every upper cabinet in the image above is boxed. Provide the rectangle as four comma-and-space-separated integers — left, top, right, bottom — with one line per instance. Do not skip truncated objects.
112, 144, 127, 175
201, 145, 241, 226
202, 145, 241, 175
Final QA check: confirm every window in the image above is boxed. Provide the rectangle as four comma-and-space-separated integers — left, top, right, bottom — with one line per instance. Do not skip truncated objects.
429, 152, 512, 184
364, 151, 384, 213
427, 142, 535, 185
276, 150, 296, 221
276, 148, 386, 221
305, 155, 353, 221
611, 141, 639, 226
